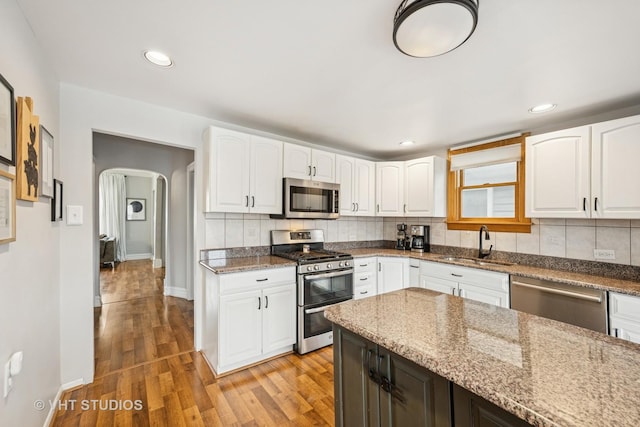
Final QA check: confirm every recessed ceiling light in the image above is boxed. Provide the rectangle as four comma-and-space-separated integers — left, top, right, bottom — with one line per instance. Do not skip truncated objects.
528, 103, 557, 114
400, 140, 415, 146
143, 50, 173, 67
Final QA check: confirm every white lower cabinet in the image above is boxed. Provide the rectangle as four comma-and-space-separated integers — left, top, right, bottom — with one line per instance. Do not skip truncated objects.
609, 292, 640, 344
203, 267, 296, 375
378, 257, 409, 294
354, 257, 377, 299
419, 261, 510, 308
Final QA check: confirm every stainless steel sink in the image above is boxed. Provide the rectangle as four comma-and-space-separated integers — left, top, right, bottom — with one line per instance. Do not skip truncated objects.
437, 255, 515, 267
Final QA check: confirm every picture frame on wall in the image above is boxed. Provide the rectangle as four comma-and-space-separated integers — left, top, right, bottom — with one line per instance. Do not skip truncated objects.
16, 96, 39, 201
0, 72, 16, 166
126, 198, 146, 221
39, 125, 54, 198
51, 178, 63, 222
0, 170, 16, 244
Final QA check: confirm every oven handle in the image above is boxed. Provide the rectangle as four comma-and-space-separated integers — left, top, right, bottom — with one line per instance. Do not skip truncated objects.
305, 301, 347, 315
304, 269, 353, 280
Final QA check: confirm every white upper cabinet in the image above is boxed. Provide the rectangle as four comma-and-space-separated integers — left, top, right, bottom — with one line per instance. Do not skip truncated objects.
591, 115, 640, 218
404, 156, 447, 217
376, 162, 405, 216
336, 155, 375, 216
526, 126, 591, 218
526, 114, 640, 219
283, 143, 336, 183
204, 126, 282, 214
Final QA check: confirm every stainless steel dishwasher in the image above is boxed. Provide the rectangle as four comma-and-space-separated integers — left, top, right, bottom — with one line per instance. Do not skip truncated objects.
510, 276, 607, 333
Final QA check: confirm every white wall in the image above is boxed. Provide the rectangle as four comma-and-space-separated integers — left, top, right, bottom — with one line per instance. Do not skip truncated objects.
0, 1, 61, 425
124, 175, 154, 257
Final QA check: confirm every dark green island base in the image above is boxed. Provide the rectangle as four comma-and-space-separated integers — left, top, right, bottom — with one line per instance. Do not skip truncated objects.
333, 325, 531, 427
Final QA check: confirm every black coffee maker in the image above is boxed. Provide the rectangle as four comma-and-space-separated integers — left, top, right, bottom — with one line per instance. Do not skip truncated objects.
396, 223, 410, 250
410, 225, 430, 253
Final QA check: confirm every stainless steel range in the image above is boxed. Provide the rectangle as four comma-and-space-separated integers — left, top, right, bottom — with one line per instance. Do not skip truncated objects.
271, 229, 353, 354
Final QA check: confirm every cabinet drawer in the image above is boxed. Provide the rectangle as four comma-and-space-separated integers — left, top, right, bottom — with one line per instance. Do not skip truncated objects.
219, 267, 296, 295
355, 271, 375, 285
354, 257, 377, 273
609, 292, 640, 323
354, 284, 376, 300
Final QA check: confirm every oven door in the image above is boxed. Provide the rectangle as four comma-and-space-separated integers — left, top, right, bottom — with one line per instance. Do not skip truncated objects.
299, 298, 351, 340
300, 269, 353, 306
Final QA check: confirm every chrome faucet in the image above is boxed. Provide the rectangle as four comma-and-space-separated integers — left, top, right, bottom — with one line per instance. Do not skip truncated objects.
478, 225, 492, 259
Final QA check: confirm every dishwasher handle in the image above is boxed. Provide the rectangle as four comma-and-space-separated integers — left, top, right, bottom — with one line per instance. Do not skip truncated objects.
511, 280, 603, 303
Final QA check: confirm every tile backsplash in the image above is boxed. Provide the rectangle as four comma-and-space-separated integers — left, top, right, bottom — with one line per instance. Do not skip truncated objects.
204, 214, 640, 267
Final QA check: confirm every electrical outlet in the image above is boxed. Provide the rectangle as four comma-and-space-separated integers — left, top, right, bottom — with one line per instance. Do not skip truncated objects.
594, 249, 615, 260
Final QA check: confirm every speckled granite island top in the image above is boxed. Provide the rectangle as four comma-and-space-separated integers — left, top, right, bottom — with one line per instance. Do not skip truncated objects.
325, 288, 640, 427
199, 255, 295, 273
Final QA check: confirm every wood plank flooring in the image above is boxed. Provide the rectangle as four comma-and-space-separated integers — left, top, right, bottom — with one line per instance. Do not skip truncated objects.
51, 260, 335, 426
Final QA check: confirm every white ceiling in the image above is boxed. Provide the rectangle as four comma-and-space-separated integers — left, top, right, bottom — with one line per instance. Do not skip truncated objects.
16, 0, 640, 159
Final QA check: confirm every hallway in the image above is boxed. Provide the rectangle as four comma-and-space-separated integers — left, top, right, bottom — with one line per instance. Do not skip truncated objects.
51, 261, 335, 426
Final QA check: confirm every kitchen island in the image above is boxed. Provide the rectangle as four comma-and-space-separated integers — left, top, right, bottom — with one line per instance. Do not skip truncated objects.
325, 288, 640, 427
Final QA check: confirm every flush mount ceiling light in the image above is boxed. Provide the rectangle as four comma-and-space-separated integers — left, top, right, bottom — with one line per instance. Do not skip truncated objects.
143, 50, 173, 67
400, 140, 416, 146
528, 103, 557, 114
393, 0, 479, 58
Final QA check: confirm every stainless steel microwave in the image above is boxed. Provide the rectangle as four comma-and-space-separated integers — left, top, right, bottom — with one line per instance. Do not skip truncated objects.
271, 178, 340, 219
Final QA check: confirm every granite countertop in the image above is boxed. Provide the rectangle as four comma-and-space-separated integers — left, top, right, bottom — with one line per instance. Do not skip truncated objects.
348, 248, 640, 297
199, 255, 295, 274
325, 288, 640, 427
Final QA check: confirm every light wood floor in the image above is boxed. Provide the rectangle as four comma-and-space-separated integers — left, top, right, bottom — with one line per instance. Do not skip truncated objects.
51, 260, 335, 426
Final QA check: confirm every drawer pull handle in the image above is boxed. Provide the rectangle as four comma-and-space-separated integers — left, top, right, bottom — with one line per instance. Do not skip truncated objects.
360, 291, 368, 295
451, 273, 463, 278
256, 278, 269, 282
360, 277, 368, 281
359, 264, 368, 267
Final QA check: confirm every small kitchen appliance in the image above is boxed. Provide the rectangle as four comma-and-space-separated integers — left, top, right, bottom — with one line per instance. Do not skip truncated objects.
396, 223, 409, 250
271, 229, 353, 354
410, 225, 430, 253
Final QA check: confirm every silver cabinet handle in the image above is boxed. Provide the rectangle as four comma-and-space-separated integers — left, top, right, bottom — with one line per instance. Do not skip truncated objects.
583, 197, 587, 211
377, 204, 380, 213
352, 202, 356, 212
459, 289, 466, 298
245, 195, 249, 207
404, 204, 407, 213
360, 291, 368, 295
305, 301, 344, 314
612, 328, 619, 337
594, 197, 599, 211
251, 196, 255, 207
258, 297, 261, 310
410, 265, 419, 269
313, 166, 317, 176
511, 281, 603, 303
256, 278, 268, 282
355, 202, 359, 212
360, 277, 368, 281
378, 263, 381, 272
308, 165, 312, 176
265, 295, 269, 309
451, 273, 463, 278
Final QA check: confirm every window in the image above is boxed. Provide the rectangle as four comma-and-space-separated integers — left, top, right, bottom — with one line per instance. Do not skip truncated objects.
447, 134, 531, 233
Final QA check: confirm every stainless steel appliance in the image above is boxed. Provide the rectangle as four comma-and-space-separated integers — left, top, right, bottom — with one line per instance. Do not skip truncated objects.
410, 225, 430, 253
396, 223, 409, 250
510, 276, 607, 333
271, 229, 353, 354
271, 178, 340, 219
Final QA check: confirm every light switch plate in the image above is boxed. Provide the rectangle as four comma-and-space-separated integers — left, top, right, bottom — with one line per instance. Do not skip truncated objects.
66, 205, 83, 225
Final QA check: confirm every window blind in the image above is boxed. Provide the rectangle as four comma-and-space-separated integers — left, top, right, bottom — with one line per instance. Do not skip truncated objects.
450, 144, 521, 171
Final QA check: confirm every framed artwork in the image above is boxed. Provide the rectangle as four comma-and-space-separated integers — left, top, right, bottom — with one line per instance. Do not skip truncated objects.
16, 96, 39, 201
51, 179, 63, 222
126, 198, 146, 221
0, 170, 16, 244
39, 125, 54, 198
0, 72, 15, 166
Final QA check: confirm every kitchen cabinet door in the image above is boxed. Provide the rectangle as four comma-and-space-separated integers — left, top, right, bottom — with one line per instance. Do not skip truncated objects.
378, 347, 451, 427
591, 115, 640, 218
283, 143, 313, 180
404, 156, 447, 217
205, 127, 251, 212
458, 282, 509, 308
452, 384, 531, 427
336, 155, 356, 215
219, 290, 263, 367
378, 257, 408, 294
355, 159, 376, 216
250, 136, 283, 214
376, 162, 405, 216
312, 148, 336, 183
421, 275, 457, 295
525, 126, 591, 218
262, 283, 296, 353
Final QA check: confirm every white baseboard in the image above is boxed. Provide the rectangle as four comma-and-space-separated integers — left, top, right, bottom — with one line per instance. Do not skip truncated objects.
152, 258, 163, 268
43, 378, 84, 427
94, 295, 102, 307
164, 285, 189, 299
125, 253, 152, 261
